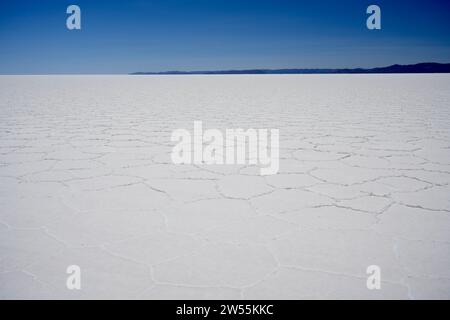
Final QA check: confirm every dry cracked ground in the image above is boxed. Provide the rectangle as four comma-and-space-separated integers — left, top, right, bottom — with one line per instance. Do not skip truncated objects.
0, 74, 449, 299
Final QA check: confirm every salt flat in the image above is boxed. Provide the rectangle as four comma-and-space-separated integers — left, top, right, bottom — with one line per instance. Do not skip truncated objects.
0, 74, 449, 299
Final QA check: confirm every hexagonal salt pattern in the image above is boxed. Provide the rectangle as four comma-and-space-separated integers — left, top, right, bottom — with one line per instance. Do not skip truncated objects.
0, 75, 449, 299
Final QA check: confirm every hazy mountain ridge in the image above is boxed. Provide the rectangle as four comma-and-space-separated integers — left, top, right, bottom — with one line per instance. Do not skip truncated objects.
132, 62, 450, 75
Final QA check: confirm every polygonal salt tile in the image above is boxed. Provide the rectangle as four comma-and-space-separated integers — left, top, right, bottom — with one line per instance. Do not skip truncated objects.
395, 239, 450, 278
305, 183, 365, 200
0, 271, 59, 300
46, 209, 166, 246
146, 178, 220, 202
250, 189, 332, 215
0, 180, 68, 199
293, 150, 346, 161
311, 167, 394, 185
384, 155, 427, 167
194, 164, 244, 175
392, 185, 450, 212
61, 183, 170, 213
199, 215, 297, 244
0, 160, 56, 178
269, 229, 404, 282
64, 175, 143, 191
264, 173, 321, 189
401, 170, 450, 186
277, 159, 315, 174
342, 155, 392, 169
46, 147, 98, 160
337, 196, 392, 214
414, 147, 450, 164
50, 159, 105, 171
0, 152, 45, 164
216, 175, 273, 199
153, 243, 277, 287
0, 196, 74, 229
25, 247, 153, 299
166, 199, 255, 234
376, 176, 431, 192
374, 204, 450, 242
112, 163, 175, 179
0, 229, 65, 272
278, 206, 376, 230
243, 267, 408, 300
105, 232, 204, 265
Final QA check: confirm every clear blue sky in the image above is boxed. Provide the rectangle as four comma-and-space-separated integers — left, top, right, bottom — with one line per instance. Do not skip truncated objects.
1, 0, 450, 74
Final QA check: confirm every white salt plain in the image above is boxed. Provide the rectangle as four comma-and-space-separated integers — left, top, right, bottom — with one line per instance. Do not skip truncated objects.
0, 74, 449, 299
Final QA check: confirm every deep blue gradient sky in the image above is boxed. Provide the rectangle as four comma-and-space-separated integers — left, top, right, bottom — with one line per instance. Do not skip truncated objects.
1, 0, 450, 74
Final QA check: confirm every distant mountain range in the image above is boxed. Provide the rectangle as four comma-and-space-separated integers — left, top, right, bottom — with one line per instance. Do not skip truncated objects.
131, 62, 450, 75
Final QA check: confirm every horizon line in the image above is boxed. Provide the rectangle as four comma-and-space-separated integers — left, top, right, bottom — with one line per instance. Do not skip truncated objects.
131, 62, 450, 75
2, 62, 450, 76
